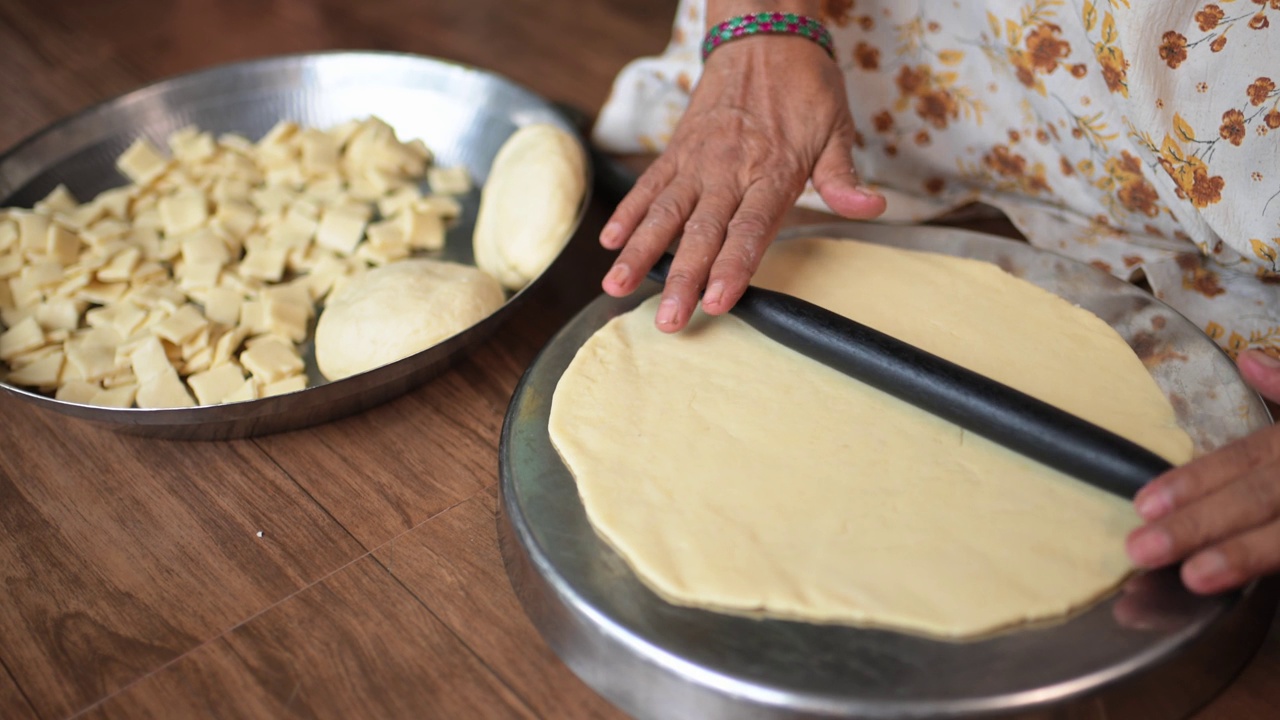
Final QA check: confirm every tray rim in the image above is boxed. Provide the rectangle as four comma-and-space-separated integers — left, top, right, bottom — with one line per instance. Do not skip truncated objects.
0, 49, 593, 438
498, 221, 1275, 719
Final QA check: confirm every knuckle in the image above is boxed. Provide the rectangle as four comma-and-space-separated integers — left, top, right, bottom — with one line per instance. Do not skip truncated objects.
634, 170, 667, 197
682, 216, 727, 238
644, 200, 685, 229
664, 268, 703, 293
713, 247, 757, 279
726, 212, 771, 241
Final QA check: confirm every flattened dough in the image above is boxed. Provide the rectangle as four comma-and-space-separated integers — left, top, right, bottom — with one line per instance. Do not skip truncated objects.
315, 258, 504, 380
472, 124, 586, 290
549, 238, 1193, 639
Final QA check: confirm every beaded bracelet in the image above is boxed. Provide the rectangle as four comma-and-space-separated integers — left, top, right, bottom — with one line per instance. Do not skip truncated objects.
701, 12, 835, 62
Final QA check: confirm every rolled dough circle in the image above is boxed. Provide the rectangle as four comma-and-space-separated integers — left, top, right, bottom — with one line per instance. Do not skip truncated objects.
315, 258, 505, 380
548, 238, 1193, 639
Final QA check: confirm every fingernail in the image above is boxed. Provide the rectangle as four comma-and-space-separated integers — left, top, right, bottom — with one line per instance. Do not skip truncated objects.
1127, 528, 1173, 567
703, 282, 724, 309
1135, 488, 1173, 520
600, 222, 623, 247
854, 185, 885, 200
1244, 349, 1280, 369
1184, 550, 1227, 588
656, 298, 679, 327
605, 264, 630, 288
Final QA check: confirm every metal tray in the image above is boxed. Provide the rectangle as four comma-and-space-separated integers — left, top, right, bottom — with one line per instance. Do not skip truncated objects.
499, 223, 1275, 719
0, 51, 589, 439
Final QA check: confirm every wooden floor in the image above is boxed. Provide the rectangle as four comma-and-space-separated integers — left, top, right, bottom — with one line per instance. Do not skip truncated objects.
0, 0, 1277, 718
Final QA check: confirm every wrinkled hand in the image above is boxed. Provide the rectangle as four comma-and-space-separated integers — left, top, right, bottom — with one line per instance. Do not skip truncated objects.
1127, 349, 1280, 594
599, 35, 886, 333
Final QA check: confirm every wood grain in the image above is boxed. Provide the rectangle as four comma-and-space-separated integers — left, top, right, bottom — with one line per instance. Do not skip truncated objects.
0, 0, 677, 150
0, 663, 38, 720
372, 492, 626, 719
81, 557, 536, 720
0, 405, 364, 718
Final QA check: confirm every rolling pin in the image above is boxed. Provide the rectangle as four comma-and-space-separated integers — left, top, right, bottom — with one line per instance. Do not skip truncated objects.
567, 107, 1175, 499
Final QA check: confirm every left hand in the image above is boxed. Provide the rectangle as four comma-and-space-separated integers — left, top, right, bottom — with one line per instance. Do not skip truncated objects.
1126, 349, 1280, 594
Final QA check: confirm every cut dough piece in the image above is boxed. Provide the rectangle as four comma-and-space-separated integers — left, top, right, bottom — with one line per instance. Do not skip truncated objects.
549, 238, 1194, 639
472, 124, 585, 290
315, 258, 504, 380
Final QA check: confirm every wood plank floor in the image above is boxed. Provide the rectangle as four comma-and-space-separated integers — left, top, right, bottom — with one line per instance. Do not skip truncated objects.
1, 0, 1277, 717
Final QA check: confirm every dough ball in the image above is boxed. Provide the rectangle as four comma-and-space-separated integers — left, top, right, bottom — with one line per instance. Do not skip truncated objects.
473, 123, 586, 290
315, 259, 504, 380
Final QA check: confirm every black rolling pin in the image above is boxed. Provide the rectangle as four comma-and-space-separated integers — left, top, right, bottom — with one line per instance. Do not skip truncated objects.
644, 253, 1173, 498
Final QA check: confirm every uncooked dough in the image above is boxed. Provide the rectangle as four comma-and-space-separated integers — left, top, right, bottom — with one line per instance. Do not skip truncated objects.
472, 123, 586, 290
315, 258, 504, 380
548, 238, 1193, 639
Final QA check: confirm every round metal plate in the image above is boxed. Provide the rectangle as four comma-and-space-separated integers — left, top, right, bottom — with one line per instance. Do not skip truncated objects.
0, 51, 589, 438
498, 223, 1276, 720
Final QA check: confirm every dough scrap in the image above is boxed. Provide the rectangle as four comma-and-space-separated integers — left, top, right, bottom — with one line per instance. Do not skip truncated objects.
472, 124, 586, 290
315, 258, 504, 380
548, 238, 1193, 639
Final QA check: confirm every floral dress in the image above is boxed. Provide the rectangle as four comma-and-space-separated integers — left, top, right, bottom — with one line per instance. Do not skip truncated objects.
594, 0, 1280, 359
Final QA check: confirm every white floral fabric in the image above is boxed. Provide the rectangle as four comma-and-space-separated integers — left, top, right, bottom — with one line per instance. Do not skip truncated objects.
594, 0, 1280, 357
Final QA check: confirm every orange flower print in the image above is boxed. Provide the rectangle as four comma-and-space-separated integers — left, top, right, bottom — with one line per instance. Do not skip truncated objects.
1012, 55, 1037, 89
1267, 110, 1280, 129
893, 65, 964, 130
916, 90, 959, 130
914, 130, 932, 146
1220, 109, 1247, 145
1070, 63, 1088, 78
924, 177, 946, 195
895, 65, 928, 96
853, 42, 880, 70
1159, 31, 1188, 69
1189, 167, 1225, 207
1060, 156, 1075, 176
1104, 151, 1163, 218
872, 110, 895, 133
1177, 254, 1226, 297
1098, 49, 1128, 94
985, 145, 1026, 176
1248, 77, 1276, 106
1025, 24, 1071, 74
1118, 178, 1161, 217
821, 0, 855, 27
1196, 5, 1225, 31
1211, 34, 1229, 52
1250, 13, 1270, 30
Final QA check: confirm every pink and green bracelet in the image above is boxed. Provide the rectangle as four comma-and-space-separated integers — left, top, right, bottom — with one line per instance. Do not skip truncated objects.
701, 12, 835, 62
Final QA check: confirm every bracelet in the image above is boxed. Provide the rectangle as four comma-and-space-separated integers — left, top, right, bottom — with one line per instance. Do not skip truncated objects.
701, 12, 835, 63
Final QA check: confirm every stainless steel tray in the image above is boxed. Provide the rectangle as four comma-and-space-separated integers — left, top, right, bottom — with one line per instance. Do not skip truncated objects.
0, 51, 589, 439
498, 223, 1275, 719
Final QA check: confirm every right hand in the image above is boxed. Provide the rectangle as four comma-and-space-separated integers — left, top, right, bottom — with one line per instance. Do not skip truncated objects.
599, 27, 886, 333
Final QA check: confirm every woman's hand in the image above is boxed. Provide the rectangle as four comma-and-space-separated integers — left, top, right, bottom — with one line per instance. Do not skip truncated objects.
599, 24, 886, 333
1127, 349, 1280, 594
